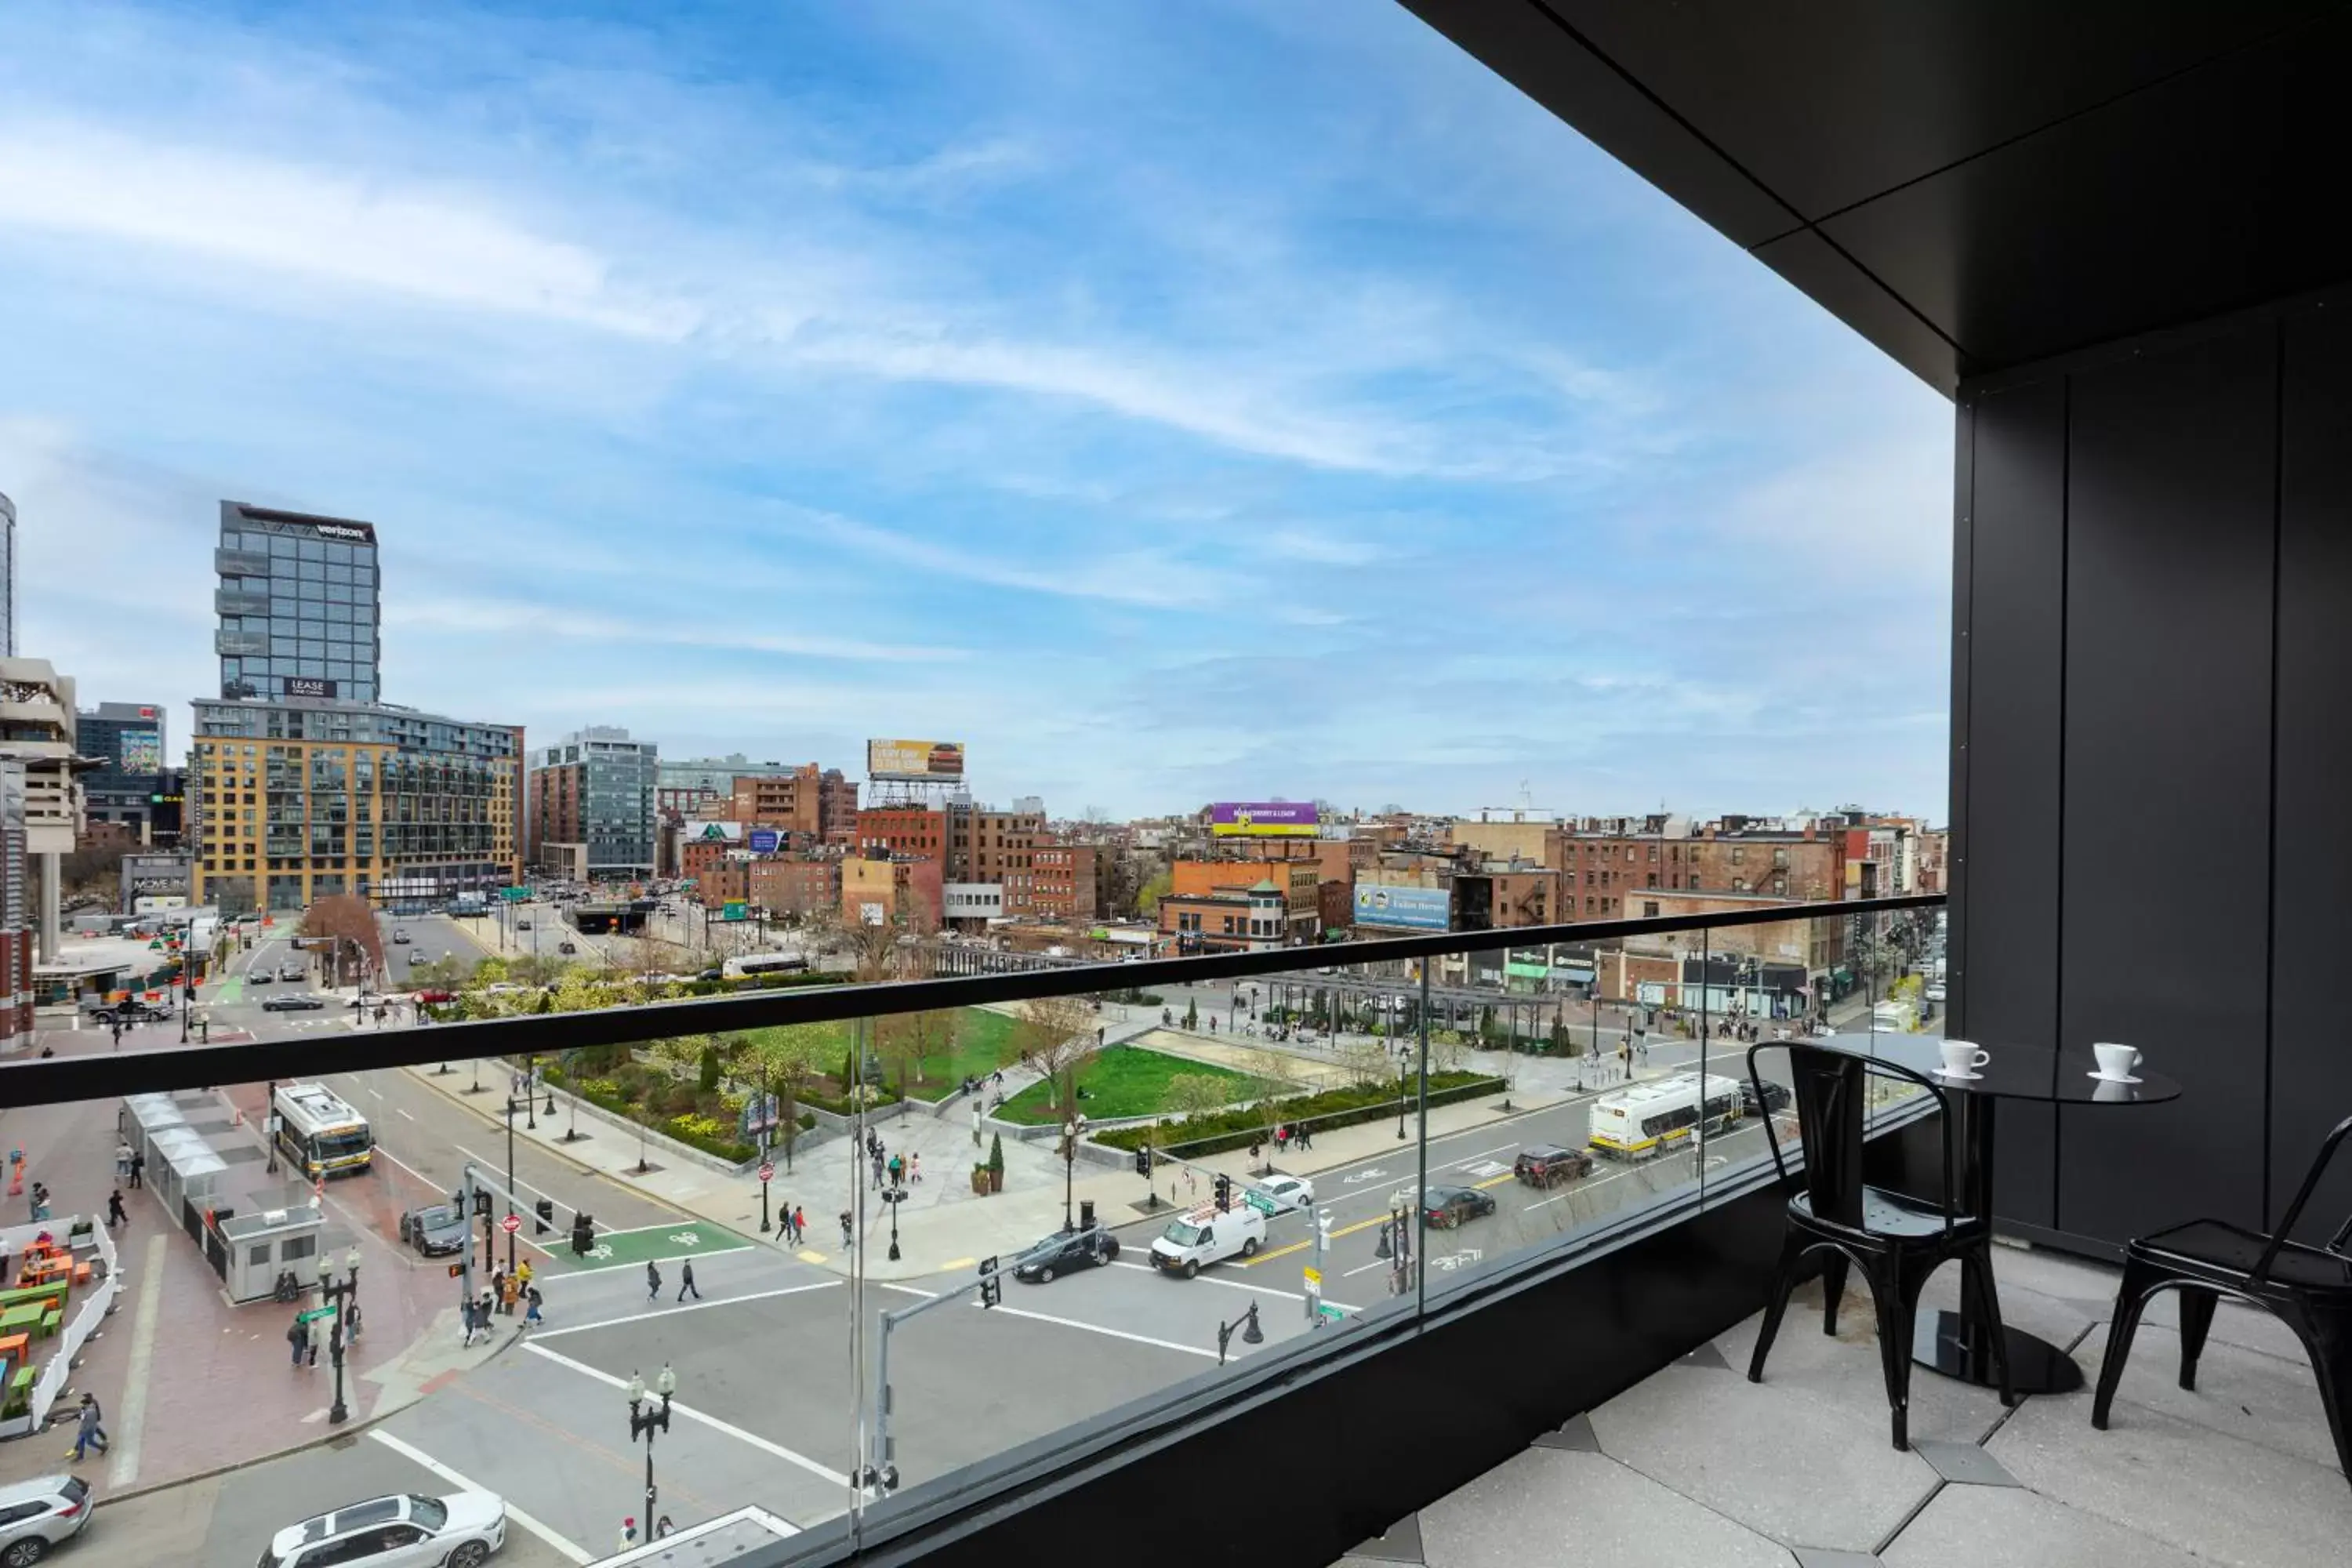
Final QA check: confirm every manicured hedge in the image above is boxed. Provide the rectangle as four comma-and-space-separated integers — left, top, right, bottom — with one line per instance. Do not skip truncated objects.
1093, 1072, 1506, 1157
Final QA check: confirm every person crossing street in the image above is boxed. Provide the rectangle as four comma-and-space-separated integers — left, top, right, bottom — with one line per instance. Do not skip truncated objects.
645, 1260, 662, 1301
677, 1259, 700, 1301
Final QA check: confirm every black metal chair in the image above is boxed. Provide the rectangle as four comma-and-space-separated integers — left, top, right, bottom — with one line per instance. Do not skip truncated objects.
2092, 1113, 2352, 1483
1745, 1041, 2015, 1450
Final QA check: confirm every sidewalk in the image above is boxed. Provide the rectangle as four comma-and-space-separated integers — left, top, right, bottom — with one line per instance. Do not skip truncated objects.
0, 1025, 507, 1501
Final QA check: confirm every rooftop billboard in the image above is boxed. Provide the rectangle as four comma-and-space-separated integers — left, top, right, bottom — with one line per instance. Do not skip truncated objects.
1352, 883, 1450, 931
868, 738, 965, 781
1210, 802, 1319, 838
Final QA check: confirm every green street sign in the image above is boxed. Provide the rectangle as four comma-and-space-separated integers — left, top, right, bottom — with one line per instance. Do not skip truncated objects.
1316, 1301, 1345, 1321
501, 887, 529, 902
722, 900, 748, 922
296, 1305, 339, 1323
1243, 1189, 1278, 1216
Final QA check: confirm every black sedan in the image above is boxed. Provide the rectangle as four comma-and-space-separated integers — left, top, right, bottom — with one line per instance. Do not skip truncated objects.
1013, 1226, 1120, 1283
399, 1203, 470, 1257
1740, 1079, 1793, 1117
262, 994, 327, 1012
247, 971, 274, 985
1421, 1185, 1498, 1229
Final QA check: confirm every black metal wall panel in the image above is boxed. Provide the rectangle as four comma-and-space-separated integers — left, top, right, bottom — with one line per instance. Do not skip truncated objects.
2056, 326, 2278, 1241
1953, 375, 2067, 1227
2270, 301, 2352, 1240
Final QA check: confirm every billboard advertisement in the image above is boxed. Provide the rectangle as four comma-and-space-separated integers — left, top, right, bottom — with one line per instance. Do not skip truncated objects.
1352, 884, 1450, 931
1210, 801, 1320, 838
867, 739, 965, 781
285, 677, 338, 699
747, 828, 780, 855
118, 728, 164, 775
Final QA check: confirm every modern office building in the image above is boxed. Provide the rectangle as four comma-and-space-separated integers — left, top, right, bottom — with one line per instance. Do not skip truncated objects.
77, 700, 182, 845
0, 658, 84, 958
528, 727, 657, 882
213, 501, 382, 703
187, 696, 521, 914
0, 490, 15, 659
659, 754, 801, 818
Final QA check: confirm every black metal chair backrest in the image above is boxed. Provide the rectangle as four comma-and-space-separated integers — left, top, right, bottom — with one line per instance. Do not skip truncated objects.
2251, 1112, 2352, 1283
1748, 1040, 1961, 1232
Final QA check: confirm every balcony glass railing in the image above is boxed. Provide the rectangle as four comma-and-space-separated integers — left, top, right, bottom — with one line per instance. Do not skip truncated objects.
7, 894, 1938, 1566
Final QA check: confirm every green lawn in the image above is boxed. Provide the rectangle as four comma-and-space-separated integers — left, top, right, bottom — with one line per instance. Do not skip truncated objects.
735, 1007, 1019, 1101
997, 1045, 1251, 1124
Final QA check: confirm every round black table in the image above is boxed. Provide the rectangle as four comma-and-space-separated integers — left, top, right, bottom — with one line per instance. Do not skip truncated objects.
1813, 1034, 2181, 1396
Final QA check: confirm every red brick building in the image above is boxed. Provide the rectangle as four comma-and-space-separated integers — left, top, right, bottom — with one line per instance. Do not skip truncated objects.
1033, 840, 1102, 921
732, 765, 858, 844
842, 852, 942, 932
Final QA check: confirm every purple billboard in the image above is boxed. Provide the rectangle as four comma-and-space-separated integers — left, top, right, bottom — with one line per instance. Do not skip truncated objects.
1210, 801, 1320, 839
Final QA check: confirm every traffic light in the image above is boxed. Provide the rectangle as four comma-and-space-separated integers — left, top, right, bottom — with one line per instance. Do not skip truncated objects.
978, 1255, 1001, 1309
1214, 1174, 1232, 1213
571, 1214, 595, 1256
472, 1189, 493, 1217
447, 1262, 465, 1279
1316, 1209, 1334, 1252
534, 1197, 555, 1236
1132, 1147, 1151, 1178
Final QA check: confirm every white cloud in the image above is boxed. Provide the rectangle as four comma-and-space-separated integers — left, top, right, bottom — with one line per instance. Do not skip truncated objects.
384, 597, 966, 664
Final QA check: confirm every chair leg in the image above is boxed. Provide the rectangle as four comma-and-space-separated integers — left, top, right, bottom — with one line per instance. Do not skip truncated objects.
2176, 1287, 2220, 1392
1748, 1231, 1806, 1385
1962, 1247, 2017, 1410
1820, 1250, 1850, 1337
1867, 1251, 1925, 1451
2092, 1255, 2164, 1432
2280, 1305, 2352, 1489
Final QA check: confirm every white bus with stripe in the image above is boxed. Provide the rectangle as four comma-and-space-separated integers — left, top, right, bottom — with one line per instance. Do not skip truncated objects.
1588, 1073, 1744, 1160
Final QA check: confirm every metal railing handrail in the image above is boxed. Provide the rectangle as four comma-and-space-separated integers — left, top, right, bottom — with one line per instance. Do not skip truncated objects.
2, 893, 1942, 1109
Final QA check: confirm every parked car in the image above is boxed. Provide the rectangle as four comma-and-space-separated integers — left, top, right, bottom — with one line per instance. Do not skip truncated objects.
1252, 1174, 1316, 1212
390, 930, 411, 945
398, 1203, 469, 1258
1925, 982, 1947, 1003
262, 995, 326, 1013
1421, 1185, 1498, 1229
1013, 1226, 1120, 1283
0, 1472, 93, 1565
278, 965, 305, 982
1740, 1079, 1793, 1117
260, 1491, 506, 1568
1513, 1145, 1594, 1189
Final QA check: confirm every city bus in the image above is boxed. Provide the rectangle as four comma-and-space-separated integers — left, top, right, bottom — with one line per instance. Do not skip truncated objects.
1588, 1073, 1743, 1160
272, 1082, 375, 1178
724, 952, 810, 982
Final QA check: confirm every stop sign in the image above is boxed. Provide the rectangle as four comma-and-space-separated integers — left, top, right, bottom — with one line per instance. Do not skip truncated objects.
499, 1213, 522, 1234
757, 1163, 775, 1184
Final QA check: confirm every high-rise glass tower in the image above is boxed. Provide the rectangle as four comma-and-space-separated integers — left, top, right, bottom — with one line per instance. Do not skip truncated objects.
0, 490, 16, 657
213, 501, 382, 702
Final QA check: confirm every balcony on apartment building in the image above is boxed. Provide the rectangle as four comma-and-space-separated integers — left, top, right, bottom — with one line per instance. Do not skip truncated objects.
16, 8, 2352, 1568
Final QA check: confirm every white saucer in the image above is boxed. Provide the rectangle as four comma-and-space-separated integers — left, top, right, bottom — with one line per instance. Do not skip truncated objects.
2087, 1071, 2143, 1085
1934, 1067, 1984, 1080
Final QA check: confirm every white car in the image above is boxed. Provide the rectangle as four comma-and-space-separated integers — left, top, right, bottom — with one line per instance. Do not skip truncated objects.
262, 1491, 505, 1568
1254, 1174, 1316, 1212
1926, 982, 1947, 1003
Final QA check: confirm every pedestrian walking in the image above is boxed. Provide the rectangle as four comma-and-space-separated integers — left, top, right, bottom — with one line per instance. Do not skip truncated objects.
129, 1152, 144, 1189
306, 1312, 325, 1367
459, 1296, 479, 1346
887, 1152, 904, 1189
69, 1395, 107, 1463
516, 1258, 533, 1293
490, 1268, 506, 1313
107, 1189, 127, 1229
870, 1150, 885, 1191
289, 1312, 309, 1366
793, 1205, 807, 1244
618, 1519, 639, 1552
909, 1153, 921, 1185
524, 1285, 545, 1327
678, 1260, 699, 1301
656, 1515, 675, 1538
646, 1260, 662, 1301
114, 1141, 132, 1179
839, 1210, 853, 1248
345, 1300, 363, 1344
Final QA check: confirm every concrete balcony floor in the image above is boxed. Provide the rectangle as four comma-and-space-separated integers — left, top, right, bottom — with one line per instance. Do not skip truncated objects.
1337, 1243, 2350, 1568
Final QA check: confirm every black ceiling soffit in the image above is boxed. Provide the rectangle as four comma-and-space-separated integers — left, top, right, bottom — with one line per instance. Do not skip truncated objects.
1396, 1, 2352, 393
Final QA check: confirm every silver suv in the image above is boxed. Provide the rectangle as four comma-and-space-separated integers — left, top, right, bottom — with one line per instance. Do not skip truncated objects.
0, 1473, 94, 1566
260, 1492, 505, 1568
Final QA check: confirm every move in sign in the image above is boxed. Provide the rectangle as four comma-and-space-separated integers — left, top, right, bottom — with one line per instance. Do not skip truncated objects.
499, 1213, 523, 1234
757, 1163, 775, 1184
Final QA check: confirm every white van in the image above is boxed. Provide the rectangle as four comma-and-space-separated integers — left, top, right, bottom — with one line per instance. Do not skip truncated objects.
1149, 1202, 1267, 1278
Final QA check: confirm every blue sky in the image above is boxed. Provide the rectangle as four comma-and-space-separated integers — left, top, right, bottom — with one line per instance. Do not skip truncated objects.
0, 0, 1952, 820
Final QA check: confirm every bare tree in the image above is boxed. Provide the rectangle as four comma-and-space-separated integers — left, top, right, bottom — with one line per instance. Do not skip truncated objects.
739, 1023, 831, 1170
1166, 1072, 1236, 1122
1007, 993, 1102, 1116
299, 894, 386, 986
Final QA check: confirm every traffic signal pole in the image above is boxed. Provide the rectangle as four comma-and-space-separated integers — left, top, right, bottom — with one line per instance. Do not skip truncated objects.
868, 1254, 1016, 1497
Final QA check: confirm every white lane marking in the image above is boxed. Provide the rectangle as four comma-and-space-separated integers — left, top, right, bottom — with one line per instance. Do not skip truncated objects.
984, 1302, 1221, 1359
397, 1107, 415, 1121
1341, 1258, 1388, 1278
521, 1342, 854, 1487
528, 1278, 837, 1341
365, 1086, 383, 1100
368, 1428, 592, 1564
371, 1142, 445, 1192
1529, 1168, 1635, 1209
105, 1235, 168, 1489
880, 1283, 937, 1299
1105, 1258, 1358, 1310
1443, 1142, 1519, 1171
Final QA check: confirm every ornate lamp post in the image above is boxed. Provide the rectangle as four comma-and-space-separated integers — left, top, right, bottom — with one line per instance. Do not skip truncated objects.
626, 1364, 677, 1527
316, 1244, 363, 1424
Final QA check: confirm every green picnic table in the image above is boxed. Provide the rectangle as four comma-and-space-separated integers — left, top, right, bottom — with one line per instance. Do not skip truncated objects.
0, 1284, 67, 1314
0, 1304, 42, 1336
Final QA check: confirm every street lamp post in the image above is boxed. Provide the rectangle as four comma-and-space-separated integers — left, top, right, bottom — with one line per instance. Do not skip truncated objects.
757, 1058, 772, 1234
524, 1055, 538, 1131
503, 1094, 521, 1276
884, 1166, 904, 1262
1060, 1110, 1087, 1232
1396, 1059, 1409, 1141
264, 1077, 278, 1174
625, 1365, 676, 1529
1215, 1302, 1264, 1365
316, 1244, 362, 1424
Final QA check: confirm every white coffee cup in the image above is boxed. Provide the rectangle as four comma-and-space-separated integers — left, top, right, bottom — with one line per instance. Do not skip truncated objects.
2092, 1042, 2143, 1081
1939, 1040, 1990, 1076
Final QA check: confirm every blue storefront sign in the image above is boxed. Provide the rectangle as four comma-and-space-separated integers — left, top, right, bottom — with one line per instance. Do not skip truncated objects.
748, 828, 780, 855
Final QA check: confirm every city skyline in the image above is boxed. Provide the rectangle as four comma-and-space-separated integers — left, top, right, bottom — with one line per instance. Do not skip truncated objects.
0, 0, 1951, 820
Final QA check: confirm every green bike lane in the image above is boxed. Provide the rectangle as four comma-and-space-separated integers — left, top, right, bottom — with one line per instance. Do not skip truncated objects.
546, 1217, 760, 1272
